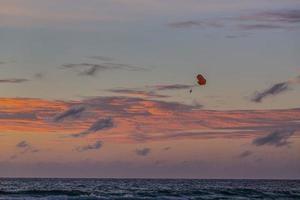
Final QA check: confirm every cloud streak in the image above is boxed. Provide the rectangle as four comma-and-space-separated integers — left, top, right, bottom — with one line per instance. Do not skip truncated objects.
169, 8, 300, 33
252, 75, 300, 102
0, 78, 29, 83
168, 20, 223, 29
108, 88, 169, 98
152, 84, 193, 91
62, 62, 146, 76
53, 107, 85, 122
252, 82, 289, 102
16, 140, 30, 149
10, 140, 39, 159
135, 148, 151, 156
75, 141, 103, 152
72, 117, 114, 137
252, 129, 295, 147
238, 150, 253, 158
240, 9, 300, 24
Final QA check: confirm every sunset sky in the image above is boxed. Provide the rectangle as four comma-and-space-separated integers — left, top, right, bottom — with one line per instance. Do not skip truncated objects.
0, 0, 300, 178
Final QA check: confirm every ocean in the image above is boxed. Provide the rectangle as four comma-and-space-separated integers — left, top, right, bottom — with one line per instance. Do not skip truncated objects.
0, 179, 299, 200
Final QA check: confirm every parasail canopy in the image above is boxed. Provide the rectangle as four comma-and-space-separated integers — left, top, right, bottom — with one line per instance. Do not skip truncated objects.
197, 74, 206, 86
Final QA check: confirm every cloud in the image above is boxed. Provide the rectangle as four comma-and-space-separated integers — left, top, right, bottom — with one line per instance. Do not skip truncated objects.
236, 9, 300, 31
163, 147, 171, 151
108, 88, 169, 98
240, 9, 300, 24
53, 106, 85, 122
252, 129, 295, 147
72, 117, 114, 137
168, 20, 223, 28
11, 140, 39, 159
62, 63, 110, 76
152, 84, 193, 91
252, 82, 289, 102
107, 84, 194, 99
0, 78, 29, 83
168, 20, 202, 28
0, 112, 37, 120
135, 148, 151, 156
75, 141, 103, 152
62, 62, 146, 76
0, 97, 299, 142
16, 140, 30, 149
237, 24, 284, 30
169, 9, 300, 34
238, 150, 253, 158
252, 75, 300, 102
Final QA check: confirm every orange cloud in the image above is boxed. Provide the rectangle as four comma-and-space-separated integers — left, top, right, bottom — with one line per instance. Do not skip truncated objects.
0, 97, 299, 142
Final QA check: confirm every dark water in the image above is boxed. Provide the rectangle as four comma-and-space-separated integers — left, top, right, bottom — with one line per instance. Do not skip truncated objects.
0, 179, 299, 200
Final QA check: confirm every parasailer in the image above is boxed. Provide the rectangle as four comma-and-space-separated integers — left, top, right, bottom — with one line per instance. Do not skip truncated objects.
190, 74, 206, 93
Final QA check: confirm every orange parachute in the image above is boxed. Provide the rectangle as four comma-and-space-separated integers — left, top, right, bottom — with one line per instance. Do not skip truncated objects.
197, 74, 206, 86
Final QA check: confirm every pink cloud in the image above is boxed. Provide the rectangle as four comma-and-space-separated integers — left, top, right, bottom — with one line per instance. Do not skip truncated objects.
0, 97, 299, 142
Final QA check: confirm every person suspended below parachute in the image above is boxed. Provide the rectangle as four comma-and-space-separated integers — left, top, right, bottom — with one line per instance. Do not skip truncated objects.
190, 74, 207, 93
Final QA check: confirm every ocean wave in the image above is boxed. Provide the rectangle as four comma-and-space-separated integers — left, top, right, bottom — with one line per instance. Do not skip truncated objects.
0, 189, 90, 197
0, 179, 299, 200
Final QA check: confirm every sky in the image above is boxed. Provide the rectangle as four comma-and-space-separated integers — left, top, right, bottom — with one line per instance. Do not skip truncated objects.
0, 0, 300, 179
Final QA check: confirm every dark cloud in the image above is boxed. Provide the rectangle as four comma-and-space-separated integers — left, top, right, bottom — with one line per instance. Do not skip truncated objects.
53, 106, 85, 122
241, 9, 300, 24
9, 155, 18, 160
154, 100, 203, 111
168, 20, 223, 28
16, 141, 30, 149
62, 63, 109, 76
251, 82, 289, 103
62, 62, 146, 76
238, 24, 284, 30
237, 9, 300, 31
169, 9, 300, 34
108, 88, 169, 98
252, 75, 300, 102
72, 117, 114, 137
11, 140, 39, 159
88, 56, 114, 62
135, 148, 151, 156
0, 112, 37, 120
86, 118, 114, 132
168, 20, 202, 28
0, 78, 29, 83
163, 147, 171, 151
238, 150, 253, 158
152, 84, 193, 91
16, 140, 39, 153
130, 130, 252, 142
75, 141, 103, 152
252, 129, 295, 147
107, 84, 194, 99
